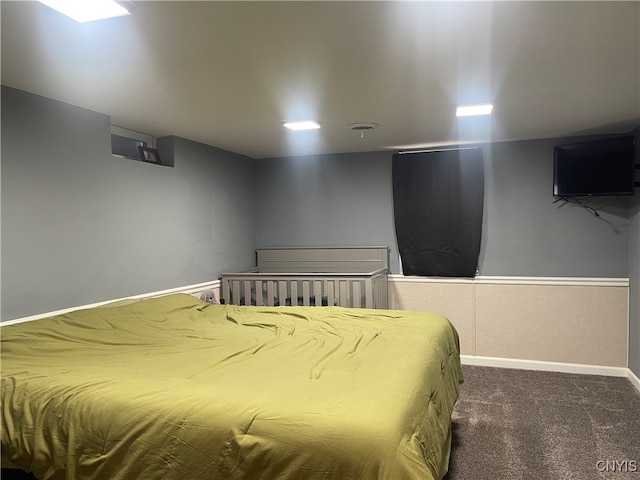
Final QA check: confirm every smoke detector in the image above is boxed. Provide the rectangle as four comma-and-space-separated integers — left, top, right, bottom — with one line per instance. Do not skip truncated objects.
348, 122, 380, 138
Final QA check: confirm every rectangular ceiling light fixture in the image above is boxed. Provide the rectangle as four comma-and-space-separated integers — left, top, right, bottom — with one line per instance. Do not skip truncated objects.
456, 104, 494, 117
38, 0, 133, 23
283, 120, 322, 131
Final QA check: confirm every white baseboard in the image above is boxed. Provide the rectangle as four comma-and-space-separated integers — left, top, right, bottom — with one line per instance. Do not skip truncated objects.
2, 280, 221, 326
460, 355, 640, 395
460, 354, 629, 377
389, 275, 629, 287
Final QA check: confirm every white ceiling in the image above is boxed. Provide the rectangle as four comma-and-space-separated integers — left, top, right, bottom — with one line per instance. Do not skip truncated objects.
2, 1, 639, 159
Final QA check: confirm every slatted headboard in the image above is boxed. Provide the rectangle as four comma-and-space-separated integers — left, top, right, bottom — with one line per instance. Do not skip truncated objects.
220, 247, 390, 309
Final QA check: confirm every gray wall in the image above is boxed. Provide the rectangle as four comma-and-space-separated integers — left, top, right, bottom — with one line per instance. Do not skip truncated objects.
257, 138, 632, 278
255, 151, 401, 273
480, 138, 631, 277
629, 201, 640, 377
627, 124, 640, 377
1, 87, 256, 321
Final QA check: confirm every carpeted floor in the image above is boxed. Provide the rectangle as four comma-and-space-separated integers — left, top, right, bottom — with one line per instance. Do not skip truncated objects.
3, 365, 639, 480
444, 365, 640, 480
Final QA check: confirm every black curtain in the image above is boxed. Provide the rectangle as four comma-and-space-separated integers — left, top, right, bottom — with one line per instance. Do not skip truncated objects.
392, 148, 484, 277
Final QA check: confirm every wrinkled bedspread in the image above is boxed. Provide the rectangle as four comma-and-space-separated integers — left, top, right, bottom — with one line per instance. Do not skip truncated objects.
1, 294, 462, 480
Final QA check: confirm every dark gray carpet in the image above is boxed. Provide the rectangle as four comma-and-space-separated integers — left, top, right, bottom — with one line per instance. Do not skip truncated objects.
445, 365, 640, 480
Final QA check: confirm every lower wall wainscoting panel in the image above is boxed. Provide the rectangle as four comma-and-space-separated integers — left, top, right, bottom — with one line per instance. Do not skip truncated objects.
389, 276, 629, 368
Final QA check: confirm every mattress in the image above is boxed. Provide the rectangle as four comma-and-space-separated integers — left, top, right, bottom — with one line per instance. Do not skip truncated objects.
1, 294, 463, 480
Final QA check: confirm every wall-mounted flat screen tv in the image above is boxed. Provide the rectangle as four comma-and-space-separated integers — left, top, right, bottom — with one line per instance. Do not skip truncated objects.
553, 135, 637, 196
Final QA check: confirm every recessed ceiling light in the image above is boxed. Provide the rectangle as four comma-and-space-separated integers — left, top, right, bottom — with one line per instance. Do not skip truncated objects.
38, 0, 133, 23
456, 104, 494, 117
282, 120, 321, 131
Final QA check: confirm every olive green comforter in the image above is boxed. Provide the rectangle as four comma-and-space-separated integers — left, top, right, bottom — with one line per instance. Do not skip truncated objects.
1, 294, 462, 480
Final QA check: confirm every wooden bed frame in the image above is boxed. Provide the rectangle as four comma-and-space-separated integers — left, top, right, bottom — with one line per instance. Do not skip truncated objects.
220, 247, 389, 309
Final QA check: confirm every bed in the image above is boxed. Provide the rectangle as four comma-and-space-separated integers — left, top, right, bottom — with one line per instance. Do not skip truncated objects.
1, 293, 463, 480
220, 247, 390, 309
